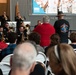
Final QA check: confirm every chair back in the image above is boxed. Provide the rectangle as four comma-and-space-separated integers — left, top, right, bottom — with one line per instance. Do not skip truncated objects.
0, 54, 13, 75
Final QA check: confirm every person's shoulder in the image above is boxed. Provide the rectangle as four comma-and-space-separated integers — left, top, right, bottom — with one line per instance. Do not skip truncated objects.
54, 20, 59, 24
62, 19, 70, 24
30, 63, 45, 75
35, 24, 42, 28
60, 19, 69, 22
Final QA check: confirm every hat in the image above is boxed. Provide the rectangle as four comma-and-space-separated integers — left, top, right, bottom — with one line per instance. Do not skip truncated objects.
56, 11, 66, 17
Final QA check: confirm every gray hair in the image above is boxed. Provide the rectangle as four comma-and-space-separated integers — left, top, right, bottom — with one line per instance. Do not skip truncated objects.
12, 41, 37, 70
43, 15, 50, 23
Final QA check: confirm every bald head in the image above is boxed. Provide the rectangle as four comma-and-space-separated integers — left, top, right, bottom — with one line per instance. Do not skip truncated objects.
12, 41, 37, 70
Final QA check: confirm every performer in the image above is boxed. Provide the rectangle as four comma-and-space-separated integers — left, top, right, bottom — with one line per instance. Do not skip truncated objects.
1, 12, 10, 27
15, 12, 24, 31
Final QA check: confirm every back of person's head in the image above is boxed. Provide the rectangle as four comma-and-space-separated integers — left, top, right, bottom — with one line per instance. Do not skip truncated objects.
50, 33, 60, 45
70, 32, 76, 42
43, 15, 50, 23
28, 32, 40, 44
11, 41, 37, 71
47, 43, 76, 75
8, 32, 17, 43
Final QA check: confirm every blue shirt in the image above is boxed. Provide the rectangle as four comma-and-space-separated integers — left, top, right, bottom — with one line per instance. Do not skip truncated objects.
0, 44, 16, 60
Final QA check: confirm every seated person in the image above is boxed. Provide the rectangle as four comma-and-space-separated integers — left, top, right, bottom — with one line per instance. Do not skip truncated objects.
25, 24, 30, 35
3, 22, 10, 33
17, 26, 27, 44
3, 22, 11, 42
69, 32, 76, 51
28, 32, 44, 53
0, 32, 17, 61
0, 36, 8, 50
0, 26, 6, 42
9, 41, 37, 75
45, 33, 60, 55
0, 26, 3, 38
47, 43, 76, 75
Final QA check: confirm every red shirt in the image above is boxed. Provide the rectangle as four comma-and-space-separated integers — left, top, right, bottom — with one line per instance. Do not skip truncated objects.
0, 41, 8, 50
33, 23, 55, 47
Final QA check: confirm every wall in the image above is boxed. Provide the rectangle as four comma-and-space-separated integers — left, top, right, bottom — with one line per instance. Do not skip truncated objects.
0, 0, 10, 16
10, 0, 76, 30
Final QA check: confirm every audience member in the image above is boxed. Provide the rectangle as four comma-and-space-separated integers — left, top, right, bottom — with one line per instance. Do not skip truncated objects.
0, 35, 8, 50
33, 15, 55, 47
3, 22, 10, 33
10, 41, 37, 75
0, 26, 3, 38
45, 33, 60, 55
69, 32, 76, 51
3, 22, 10, 41
54, 11, 70, 43
34, 20, 42, 28
25, 24, 30, 36
1, 12, 10, 27
28, 32, 46, 75
0, 26, 8, 42
28, 32, 44, 53
0, 32, 17, 61
0, 26, 8, 57
17, 26, 27, 44
47, 43, 76, 75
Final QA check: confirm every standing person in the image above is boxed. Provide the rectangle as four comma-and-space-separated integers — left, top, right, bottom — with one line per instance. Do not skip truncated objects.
34, 20, 42, 28
10, 41, 37, 75
0, 32, 17, 60
54, 11, 70, 43
1, 12, 10, 27
33, 15, 55, 47
15, 12, 24, 31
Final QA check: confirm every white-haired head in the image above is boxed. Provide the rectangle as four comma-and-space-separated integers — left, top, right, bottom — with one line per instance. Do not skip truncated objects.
43, 15, 50, 23
12, 41, 37, 71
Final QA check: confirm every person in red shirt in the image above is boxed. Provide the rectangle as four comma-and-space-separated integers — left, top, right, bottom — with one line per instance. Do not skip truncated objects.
0, 26, 8, 50
33, 15, 55, 47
